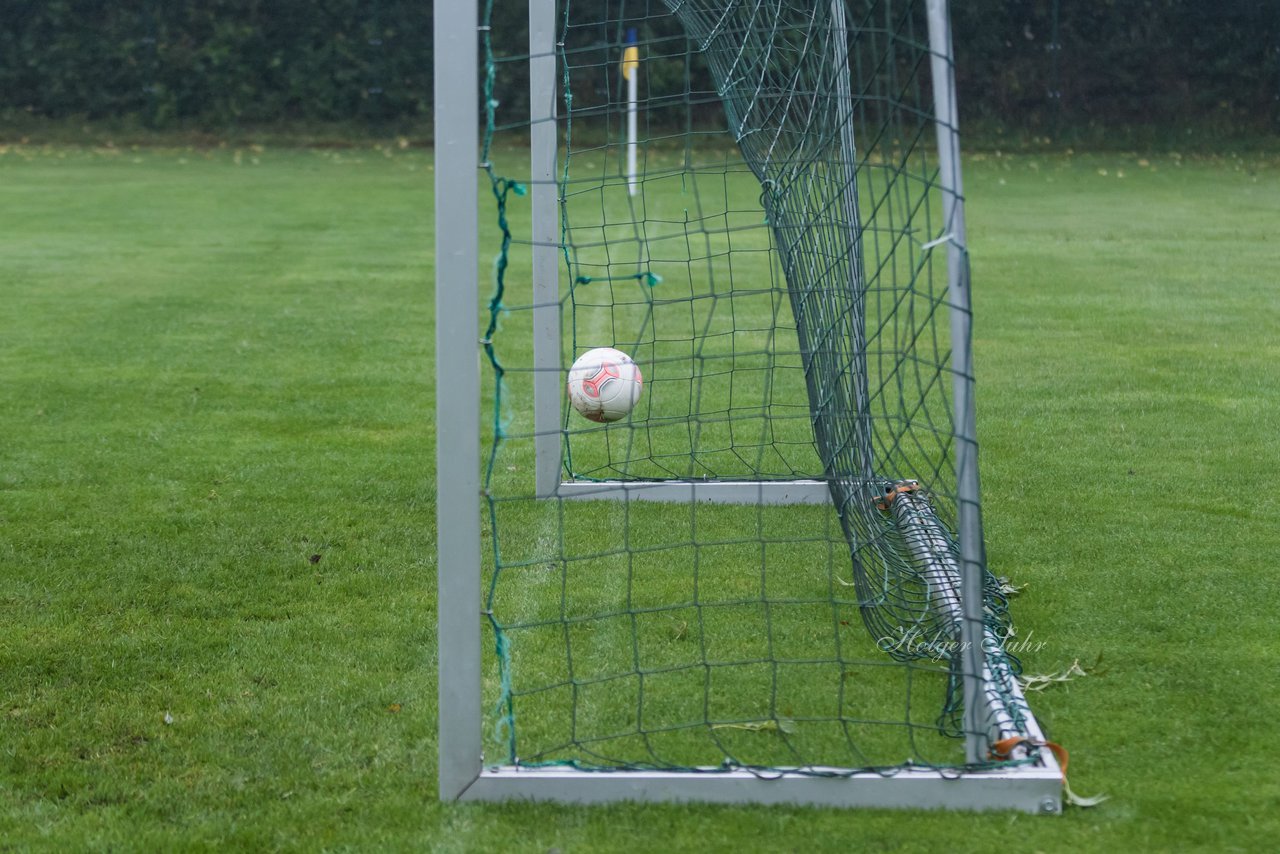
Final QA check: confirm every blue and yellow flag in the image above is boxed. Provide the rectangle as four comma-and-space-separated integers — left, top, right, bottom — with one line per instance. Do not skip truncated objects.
621, 28, 639, 80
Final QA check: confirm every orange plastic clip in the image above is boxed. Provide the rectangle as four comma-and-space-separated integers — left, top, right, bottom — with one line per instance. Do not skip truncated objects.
990, 736, 1069, 780
874, 480, 920, 511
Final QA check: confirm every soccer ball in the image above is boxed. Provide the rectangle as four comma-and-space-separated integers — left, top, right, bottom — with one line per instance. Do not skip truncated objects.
567, 347, 643, 423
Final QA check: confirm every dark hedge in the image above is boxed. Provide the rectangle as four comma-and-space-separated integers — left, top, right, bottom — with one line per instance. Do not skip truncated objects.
1, 1, 1276, 135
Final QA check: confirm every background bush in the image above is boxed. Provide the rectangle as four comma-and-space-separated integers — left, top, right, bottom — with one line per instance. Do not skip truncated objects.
0, 0, 1276, 137
0, 0, 433, 126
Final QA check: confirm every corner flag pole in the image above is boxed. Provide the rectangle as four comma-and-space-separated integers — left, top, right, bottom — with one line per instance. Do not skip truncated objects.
622, 27, 639, 196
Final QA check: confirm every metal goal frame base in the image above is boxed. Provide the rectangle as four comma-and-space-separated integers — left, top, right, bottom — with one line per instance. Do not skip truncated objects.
454, 764, 1062, 814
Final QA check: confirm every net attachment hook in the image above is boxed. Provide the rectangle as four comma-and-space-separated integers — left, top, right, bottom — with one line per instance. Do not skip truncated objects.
874, 479, 921, 511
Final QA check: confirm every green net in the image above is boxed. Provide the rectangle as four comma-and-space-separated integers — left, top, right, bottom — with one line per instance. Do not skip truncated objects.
478, 0, 1034, 775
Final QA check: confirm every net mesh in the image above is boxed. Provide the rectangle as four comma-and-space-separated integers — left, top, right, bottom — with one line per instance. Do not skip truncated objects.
478, 0, 1033, 774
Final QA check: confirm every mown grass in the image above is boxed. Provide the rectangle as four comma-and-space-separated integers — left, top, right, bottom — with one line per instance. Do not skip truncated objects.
2, 142, 1278, 851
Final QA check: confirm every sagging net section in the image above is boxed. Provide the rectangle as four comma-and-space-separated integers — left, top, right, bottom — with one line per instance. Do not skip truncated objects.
478, 0, 1032, 776
659, 0, 1024, 734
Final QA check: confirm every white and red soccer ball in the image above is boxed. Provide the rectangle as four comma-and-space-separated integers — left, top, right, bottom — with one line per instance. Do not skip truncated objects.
567, 347, 643, 423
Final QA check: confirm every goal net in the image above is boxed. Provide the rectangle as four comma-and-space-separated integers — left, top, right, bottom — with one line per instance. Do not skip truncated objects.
436, 0, 1062, 811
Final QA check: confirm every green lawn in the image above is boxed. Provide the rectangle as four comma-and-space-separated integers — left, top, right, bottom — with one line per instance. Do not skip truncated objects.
2, 142, 1279, 851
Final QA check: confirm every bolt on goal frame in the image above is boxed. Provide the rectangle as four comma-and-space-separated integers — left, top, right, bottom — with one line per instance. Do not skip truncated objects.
436, 0, 1062, 812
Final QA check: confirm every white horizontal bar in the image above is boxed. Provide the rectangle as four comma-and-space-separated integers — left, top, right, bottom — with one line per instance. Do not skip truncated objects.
556, 479, 832, 505
459, 763, 1062, 813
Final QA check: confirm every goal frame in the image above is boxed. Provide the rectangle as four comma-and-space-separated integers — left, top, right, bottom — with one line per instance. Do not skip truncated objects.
435, 0, 1063, 813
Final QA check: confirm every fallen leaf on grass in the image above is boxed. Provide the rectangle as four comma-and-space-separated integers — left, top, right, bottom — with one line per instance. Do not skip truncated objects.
1065, 779, 1110, 808
1018, 659, 1089, 692
710, 718, 796, 735
996, 576, 1026, 597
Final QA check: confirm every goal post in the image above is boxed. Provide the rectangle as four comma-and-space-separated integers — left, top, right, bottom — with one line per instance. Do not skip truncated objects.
433, 0, 482, 803
436, 0, 1063, 813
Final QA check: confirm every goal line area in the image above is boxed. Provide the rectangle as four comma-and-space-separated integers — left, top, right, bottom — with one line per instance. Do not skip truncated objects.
436, 0, 1062, 813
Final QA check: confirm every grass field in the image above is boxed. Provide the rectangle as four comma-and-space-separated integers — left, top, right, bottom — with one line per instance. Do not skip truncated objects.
2, 141, 1279, 851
